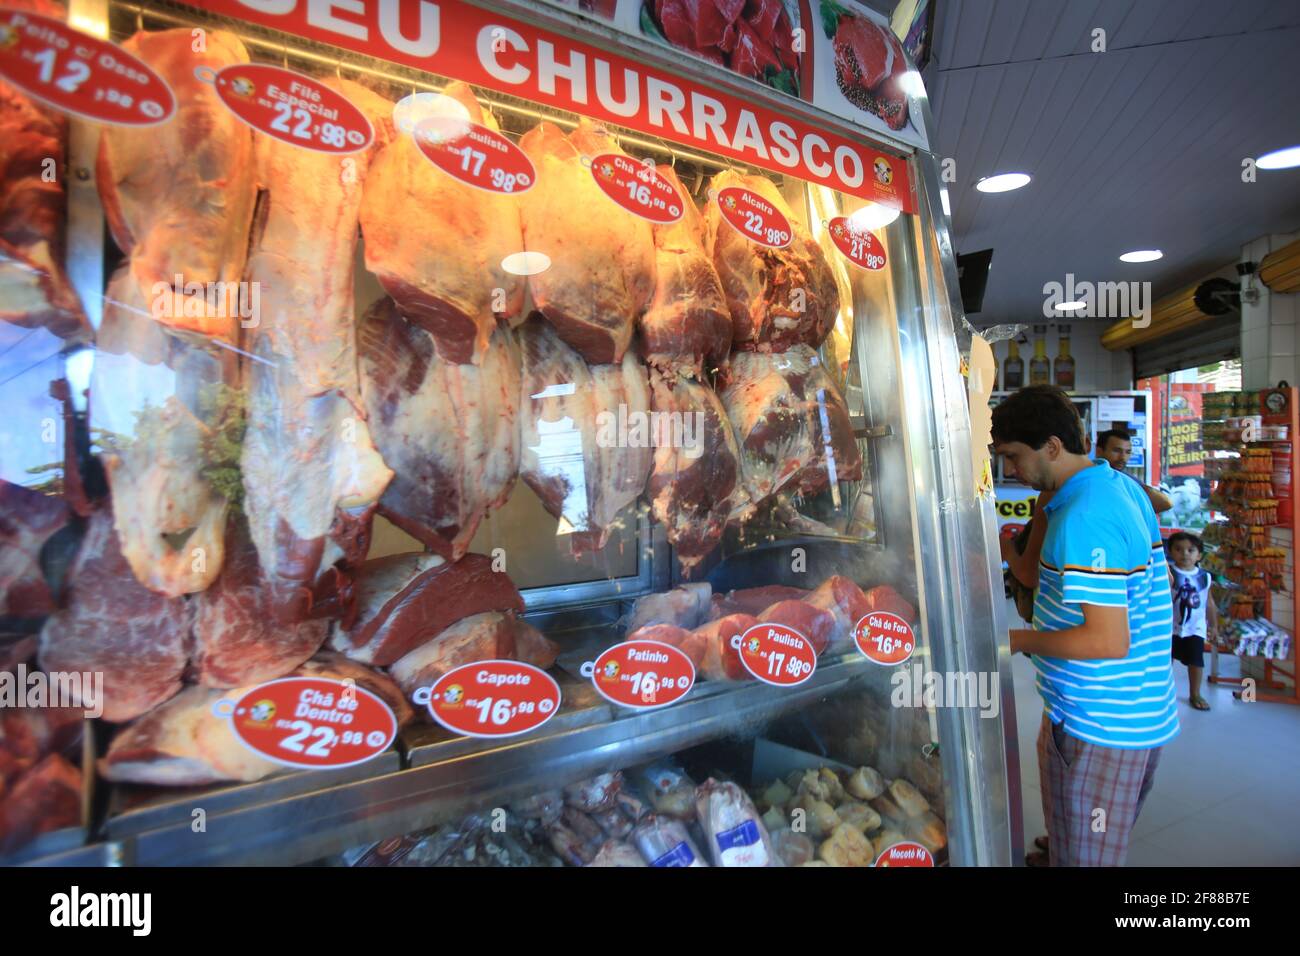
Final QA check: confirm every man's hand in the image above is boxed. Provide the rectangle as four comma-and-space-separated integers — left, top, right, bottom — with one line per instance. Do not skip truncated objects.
1010, 604, 1130, 659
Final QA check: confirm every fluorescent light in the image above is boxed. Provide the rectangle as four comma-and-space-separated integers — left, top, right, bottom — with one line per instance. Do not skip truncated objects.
847, 202, 901, 231
502, 251, 551, 276
1257, 145, 1300, 170
975, 173, 1031, 193
1055, 301, 1086, 312
1120, 249, 1163, 263
940, 188, 951, 216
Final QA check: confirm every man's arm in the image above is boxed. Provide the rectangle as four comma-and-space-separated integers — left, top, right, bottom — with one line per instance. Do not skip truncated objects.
1000, 513, 1048, 588
1143, 483, 1173, 514
1009, 604, 1131, 659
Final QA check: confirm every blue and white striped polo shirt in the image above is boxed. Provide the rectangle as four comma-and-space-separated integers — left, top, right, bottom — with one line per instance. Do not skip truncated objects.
1032, 461, 1179, 749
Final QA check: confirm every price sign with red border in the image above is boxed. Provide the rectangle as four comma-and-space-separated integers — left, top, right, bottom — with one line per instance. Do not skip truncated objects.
218, 677, 397, 770
875, 841, 935, 867
0, 8, 175, 125
854, 611, 916, 665
415, 116, 536, 194
586, 153, 683, 223
714, 186, 792, 248
417, 660, 560, 738
581, 640, 695, 709
199, 62, 372, 154
828, 216, 887, 270
731, 623, 817, 687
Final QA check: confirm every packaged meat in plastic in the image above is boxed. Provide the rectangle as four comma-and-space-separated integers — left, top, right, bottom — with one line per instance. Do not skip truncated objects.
587, 839, 647, 867
770, 827, 814, 867
631, 814, 708, 867
547, 821, 598, 867
563, 771, 623, 813
695, 778, 776, 866
625, 583, 713, 632
512, 789, 565, 826
591, 805, 634, 839
631, 761, 697, 820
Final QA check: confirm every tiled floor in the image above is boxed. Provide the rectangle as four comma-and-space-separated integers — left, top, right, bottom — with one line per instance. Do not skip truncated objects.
1008, 646, 1300, 866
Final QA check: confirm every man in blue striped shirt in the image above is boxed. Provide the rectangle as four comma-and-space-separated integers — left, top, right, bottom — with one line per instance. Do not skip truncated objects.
992, 386, 1178, 866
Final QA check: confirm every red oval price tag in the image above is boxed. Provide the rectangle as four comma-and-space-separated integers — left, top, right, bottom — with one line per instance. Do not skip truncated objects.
416, 117, 535, 194
587, 640, 695, 709
588, 153, 683, 223
736, 623, 816, 686
828, 216, 887, 270
0, 9, 175, 125
225, 677, 397, 770
715, 186, 792, 248
426, 660, 560, 738
203, 63, 372, 154
854, 611, 916, 665
875, 841, 935, 867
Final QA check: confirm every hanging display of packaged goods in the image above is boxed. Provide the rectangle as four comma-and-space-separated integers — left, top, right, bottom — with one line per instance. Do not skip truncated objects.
0, 0, 1018, 866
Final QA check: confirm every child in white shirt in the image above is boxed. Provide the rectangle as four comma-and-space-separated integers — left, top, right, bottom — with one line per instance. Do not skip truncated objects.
1167, 532, 1217, 711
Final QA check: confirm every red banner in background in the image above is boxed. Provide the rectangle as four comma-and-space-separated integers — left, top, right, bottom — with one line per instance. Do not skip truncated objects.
199, 0, 916, 210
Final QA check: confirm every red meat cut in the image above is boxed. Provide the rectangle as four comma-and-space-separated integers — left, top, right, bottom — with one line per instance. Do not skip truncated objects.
37, 509, 191, 722
695, 612, 757, 681
710, 584, 809, 619
333, 552, 524, 667
0, 481, 67, 617
623, 623, 707, 668
866, 584, 917, 622
0, 754, 81, 856
758, 599, 834, 655
359, 297, 520, 561
832, 14, 910, 130
806, 575, 871, 652
389, 611, 557, 700
626, 582, 713, 632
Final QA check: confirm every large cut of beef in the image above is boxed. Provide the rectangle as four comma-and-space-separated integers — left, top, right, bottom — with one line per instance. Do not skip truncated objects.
704, 170, 839, 353
96, 28, 257, 341
332, 552, 525, 667
832, 13, 910, 131
0, 481, 67, 617
640, 165, 731, 376
719, 346, 861, 506
359, 297, 520, 560
0, 0, 87, 341
518, 120, 656, 364
91, 290, 232, 597
241, 79, 395, 618
0, 754, 81, 856
190, 515, 331, 688
646, 369, 744, 573
709, 584, 809, 619
694, 612, 757, 682
98, 652, 411, 786
360, 81, 525, 364
518, 320, 652, 551
37, 510, 191, 723
805, 575, 871, 653
625, 582, 713, 632
389, 610, 558, 700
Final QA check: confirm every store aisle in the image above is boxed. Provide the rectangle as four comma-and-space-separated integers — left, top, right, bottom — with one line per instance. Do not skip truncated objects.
1010, 649, 1300, 866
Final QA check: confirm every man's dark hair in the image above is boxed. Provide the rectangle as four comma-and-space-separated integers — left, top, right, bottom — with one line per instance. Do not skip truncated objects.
990, 385, 1087, 454
1165, 531, 1204, 557
1096, 428, 1133, 450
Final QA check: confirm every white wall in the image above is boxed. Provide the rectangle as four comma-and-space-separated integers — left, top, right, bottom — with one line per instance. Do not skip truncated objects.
1241, 232, 1300, 390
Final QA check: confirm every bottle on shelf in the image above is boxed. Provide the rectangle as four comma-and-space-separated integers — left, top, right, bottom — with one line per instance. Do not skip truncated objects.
1029, 325, 1050, 385
1054, 324, 1075, 390
1003, 337, 1024, 390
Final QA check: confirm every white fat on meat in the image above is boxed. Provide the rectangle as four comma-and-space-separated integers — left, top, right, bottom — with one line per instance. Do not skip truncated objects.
625, 582, 713, 632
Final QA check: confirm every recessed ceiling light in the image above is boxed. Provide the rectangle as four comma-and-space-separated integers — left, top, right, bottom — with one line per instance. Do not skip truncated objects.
502, 251, 551, 276
848, 202, 901, 231
1055, 301, 1087, 312
1120, 249, 1163, 263
1257, 145, 1300, 170
975, 173, 1031, 193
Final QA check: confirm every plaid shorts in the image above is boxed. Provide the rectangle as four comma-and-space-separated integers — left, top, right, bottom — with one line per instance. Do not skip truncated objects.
1037, 715, 1162, 866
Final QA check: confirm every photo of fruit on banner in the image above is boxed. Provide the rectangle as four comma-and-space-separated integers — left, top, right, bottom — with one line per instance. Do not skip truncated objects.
640, 0, 803, 96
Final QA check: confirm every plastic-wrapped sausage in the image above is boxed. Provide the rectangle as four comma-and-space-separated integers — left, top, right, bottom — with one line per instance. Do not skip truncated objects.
587, 840, 647, 867
695, 778, 776, 867
511, 789, 564, 825
631, 761, 697, 820
631, 814, 708, 867
547, 822, 596, 866
592, 805, 634, 839
563, 772, 623, 813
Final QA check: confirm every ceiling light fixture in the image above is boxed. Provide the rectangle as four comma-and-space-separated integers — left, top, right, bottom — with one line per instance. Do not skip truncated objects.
1257, 145, 1300, 170
975, 173, 1031, 193
1120, 249, 1163, 263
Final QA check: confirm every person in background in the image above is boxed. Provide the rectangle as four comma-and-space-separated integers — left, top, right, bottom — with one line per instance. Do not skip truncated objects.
1166, 532, 1217, 711
1095, 428, 1174, 514
991, 386, 1178, 867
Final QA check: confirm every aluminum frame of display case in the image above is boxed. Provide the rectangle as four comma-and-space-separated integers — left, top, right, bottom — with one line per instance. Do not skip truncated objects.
26, 0, 1022, 867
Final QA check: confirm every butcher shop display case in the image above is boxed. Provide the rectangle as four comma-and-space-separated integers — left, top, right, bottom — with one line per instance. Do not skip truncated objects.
0, 0, 1020, 867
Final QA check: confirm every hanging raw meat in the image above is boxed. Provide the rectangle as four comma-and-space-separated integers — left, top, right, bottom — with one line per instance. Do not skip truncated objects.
241, 79, 395, 616
359, 81, 524, 364
190, 515, 331, 688
646, 368, 744, 573
91, 285, 233, 597
96, 28, 257, 341
518, 319, 652, 551
99, 652, 412, 786
37, 509, 191, 723
704, 170, 839, 353
358, 297, 520, 560
389, 610, 557, 700
0, 0, 87, 340
0, 481, 68, 617
719, 346, 861, 506
518, 120, 656, 364
640, 165, 731, 376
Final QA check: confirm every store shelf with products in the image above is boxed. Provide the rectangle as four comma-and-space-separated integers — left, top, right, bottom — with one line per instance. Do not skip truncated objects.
0, 0, 1016, 867
1198, 388, 1299, 702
